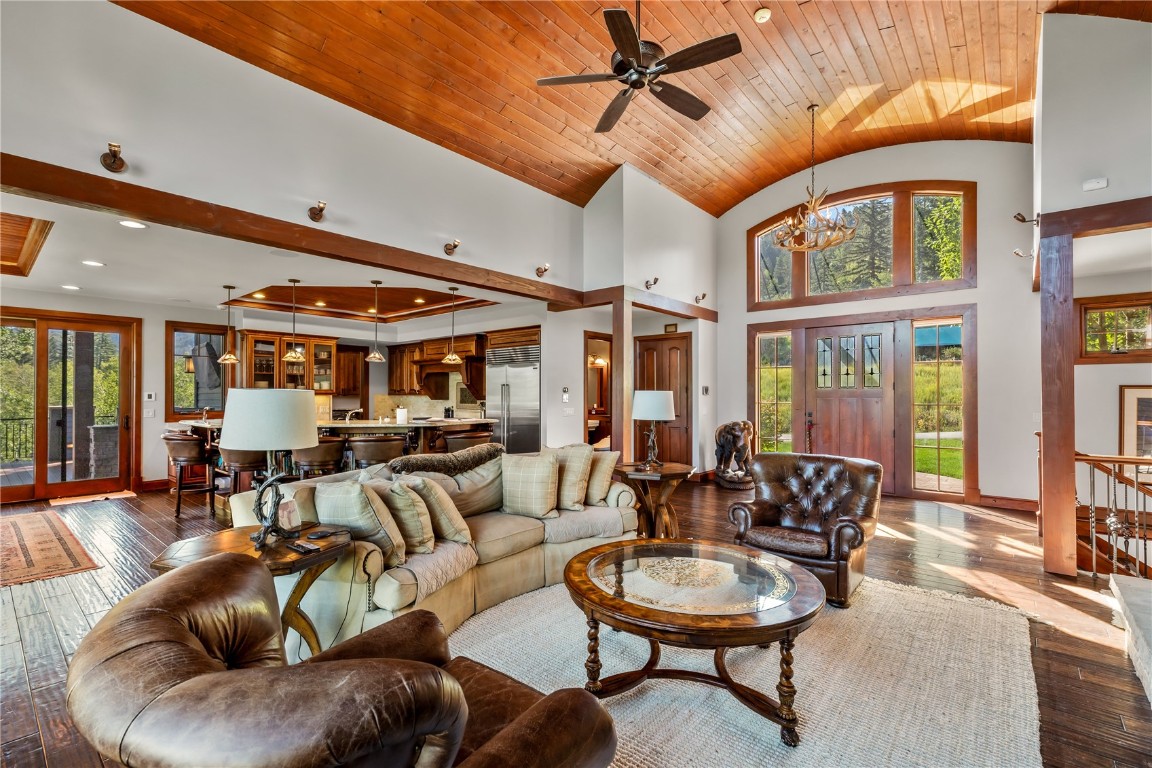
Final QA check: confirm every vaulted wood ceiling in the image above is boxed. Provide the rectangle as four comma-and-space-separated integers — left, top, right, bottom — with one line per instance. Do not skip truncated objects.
119, 1, 1150, 217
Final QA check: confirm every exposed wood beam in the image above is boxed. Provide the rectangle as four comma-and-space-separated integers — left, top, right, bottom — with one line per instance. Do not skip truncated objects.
1039, 196, 1152, 238
0, 153, 584, 308
578, 285, 719, 323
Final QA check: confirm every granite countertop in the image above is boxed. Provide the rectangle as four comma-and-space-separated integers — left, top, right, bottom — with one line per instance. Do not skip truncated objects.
318, 418, 495, 428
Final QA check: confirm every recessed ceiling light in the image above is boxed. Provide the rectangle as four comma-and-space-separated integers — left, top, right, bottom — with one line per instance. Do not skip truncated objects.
754, 7, 771, 23
414, 298, 426, 304
315, 301, 326, 307
368, 308, 377, 314
118, 220, 148, 229
253, 292, 266, 299
61, 285, 81, 290
81, 260, 105, 267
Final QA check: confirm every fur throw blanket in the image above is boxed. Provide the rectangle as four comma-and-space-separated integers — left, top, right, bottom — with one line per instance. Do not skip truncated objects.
389, 442, 505, 476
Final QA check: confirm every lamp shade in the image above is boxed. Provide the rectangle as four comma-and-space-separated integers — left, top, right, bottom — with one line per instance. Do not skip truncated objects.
632, 390, 675, 422
218, 389, 318, 451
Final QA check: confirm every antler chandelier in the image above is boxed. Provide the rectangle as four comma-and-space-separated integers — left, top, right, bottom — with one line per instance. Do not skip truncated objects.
774, 104, 857, 252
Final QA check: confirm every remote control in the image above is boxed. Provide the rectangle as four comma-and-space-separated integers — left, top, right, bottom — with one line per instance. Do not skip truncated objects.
288, 541, 320, 554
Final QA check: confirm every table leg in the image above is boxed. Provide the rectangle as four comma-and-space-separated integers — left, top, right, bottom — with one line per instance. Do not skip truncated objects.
777, 636, 800, 747
584, 615, 602, 693
281, 559, 337, 656
652, 478, 683, 538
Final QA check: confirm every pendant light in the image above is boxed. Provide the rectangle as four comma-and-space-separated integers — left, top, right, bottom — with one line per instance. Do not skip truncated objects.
773, 104, 857, 252
365, 279, 385, 363
441, 287, 463, 365
282, 278, 305, 362
217, 284, 239, 364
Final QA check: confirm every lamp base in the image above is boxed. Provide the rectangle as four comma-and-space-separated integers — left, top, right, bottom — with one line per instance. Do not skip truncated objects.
250, 472, 301, 549
637, 422, 664, 472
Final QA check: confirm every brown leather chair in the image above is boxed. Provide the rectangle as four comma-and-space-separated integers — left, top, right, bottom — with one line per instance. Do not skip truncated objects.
161, 432, 216, 518
67, 552, 617, 768
347, 435, 408, 468
292, 436, 346, 478
728, 452, 883, 607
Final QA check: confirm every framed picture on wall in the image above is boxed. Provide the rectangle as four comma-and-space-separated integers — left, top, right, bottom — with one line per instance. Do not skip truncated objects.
1119, 385, 1152, 482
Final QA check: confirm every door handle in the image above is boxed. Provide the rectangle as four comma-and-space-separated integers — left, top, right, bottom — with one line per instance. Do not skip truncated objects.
123, 415, 131, 431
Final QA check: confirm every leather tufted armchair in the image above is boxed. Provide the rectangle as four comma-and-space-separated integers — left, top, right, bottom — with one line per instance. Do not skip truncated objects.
67, 552, 616, 768
728, 452, 883, 607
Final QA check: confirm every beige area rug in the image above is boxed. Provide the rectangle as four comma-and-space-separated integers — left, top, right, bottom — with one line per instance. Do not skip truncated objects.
48, 490, 136, 506
449, 578, 1041, 768
0, 510, 101, 586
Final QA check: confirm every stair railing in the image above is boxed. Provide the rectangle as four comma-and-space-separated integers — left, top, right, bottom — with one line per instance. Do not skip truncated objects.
1075, 452, 1151, 579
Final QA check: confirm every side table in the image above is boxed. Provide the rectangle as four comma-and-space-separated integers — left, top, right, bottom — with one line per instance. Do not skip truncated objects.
150, 525, 351, 655
612, 462, 695, 538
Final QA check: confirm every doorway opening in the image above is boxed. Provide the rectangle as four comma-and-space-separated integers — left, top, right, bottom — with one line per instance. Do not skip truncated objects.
584, 332, 611, 448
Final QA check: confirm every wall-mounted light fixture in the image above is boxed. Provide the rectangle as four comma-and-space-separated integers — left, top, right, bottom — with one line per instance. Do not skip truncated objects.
444, 239, 461, 256
308, 201, 327, 223
587, 354, 608, 368
100, 142, 127, 173
694, 293, 707, 304
1012, 249, 1034, 260
535, 264, 550, 278
644, 277, 659, 290
1013, 212, 1039, 226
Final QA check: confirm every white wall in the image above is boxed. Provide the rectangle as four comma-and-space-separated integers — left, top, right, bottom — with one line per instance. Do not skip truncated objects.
717, 141, 1040, 501
542, 308, 612, 447
583, 169, 625, 291
1036, 15, 1152, 214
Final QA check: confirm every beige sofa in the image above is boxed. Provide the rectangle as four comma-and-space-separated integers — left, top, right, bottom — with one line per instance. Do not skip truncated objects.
230, 445, 637, 659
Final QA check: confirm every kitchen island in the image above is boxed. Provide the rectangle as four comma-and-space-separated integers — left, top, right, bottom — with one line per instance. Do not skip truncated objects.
170, 418, 496, 454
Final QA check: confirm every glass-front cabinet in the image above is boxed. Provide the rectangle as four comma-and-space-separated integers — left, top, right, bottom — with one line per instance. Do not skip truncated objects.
311, 341, 335, 393
245, 333, 280, 390
239, 332, 339, 391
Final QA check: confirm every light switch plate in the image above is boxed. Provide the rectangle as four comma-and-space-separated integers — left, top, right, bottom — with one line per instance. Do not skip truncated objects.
143, 408, 156, 418
144, 392, 156, 401
562, 407, 575, 417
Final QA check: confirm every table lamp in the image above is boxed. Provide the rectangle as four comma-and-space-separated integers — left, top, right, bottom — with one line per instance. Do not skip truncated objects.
632, 390, 675, 470
219, 388, 318, 549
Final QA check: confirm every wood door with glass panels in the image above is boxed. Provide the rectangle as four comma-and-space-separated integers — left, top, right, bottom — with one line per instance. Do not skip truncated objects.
805, 322, 894, 494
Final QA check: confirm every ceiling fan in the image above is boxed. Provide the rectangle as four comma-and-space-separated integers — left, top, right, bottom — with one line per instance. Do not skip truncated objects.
536, 4, 741, 133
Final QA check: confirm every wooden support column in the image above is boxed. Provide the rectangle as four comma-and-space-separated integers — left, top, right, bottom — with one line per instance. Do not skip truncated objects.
1039, 232, 1077, 576
611, 298, 633, 460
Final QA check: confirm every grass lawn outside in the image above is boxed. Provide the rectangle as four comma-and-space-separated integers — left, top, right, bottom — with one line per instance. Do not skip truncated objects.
914, 437, 963, 479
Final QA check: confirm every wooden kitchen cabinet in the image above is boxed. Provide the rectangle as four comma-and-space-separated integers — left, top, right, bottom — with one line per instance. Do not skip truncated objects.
485, 326, 540, 349
243, 332, 281, 389
335, 348, 364, 396
417, 334, 482, 361
239, 331, 339, 391
388, 344, 422, 395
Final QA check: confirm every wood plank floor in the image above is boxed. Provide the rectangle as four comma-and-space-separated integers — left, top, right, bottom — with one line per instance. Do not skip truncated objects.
2, 484, 1150, 768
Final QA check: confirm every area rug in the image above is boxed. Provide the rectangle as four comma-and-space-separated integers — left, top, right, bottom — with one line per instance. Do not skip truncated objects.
449, 578, 1041, 768
0, 511, 101, 586
48, 490, 136, 506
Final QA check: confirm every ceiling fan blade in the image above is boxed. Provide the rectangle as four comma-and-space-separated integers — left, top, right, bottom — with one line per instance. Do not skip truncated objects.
595, 88, 635, 133
649, 82, 710, 120
655, 33, 742, 74
604, 8, 642, 67
537, 73, 620, 86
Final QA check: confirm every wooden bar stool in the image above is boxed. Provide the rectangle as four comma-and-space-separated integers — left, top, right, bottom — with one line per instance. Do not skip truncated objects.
292, 436, 346, 478
162, 432, 216, 518
217, 448, 268, 496
444, 431, 494, 452
347, 435, 408, 468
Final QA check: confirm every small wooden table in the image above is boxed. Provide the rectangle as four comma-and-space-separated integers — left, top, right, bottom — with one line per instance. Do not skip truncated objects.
150, 525, 351, 655
611, 462, 695, 538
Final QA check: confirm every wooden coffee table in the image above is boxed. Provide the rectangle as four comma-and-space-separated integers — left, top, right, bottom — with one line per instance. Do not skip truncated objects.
564, 538, 826, 747
150, 525, 351, 656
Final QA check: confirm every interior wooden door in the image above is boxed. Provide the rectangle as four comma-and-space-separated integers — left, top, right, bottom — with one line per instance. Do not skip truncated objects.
634, 333, 692, 465
805, 322, 895, 494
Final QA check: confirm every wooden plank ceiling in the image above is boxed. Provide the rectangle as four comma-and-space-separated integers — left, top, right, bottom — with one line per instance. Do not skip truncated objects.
119, 1, 1151, 217
231, 284, 492, 324
0, 212, 53, 277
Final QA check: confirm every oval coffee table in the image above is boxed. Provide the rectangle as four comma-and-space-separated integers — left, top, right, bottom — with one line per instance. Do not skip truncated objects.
564, 538, 826, 747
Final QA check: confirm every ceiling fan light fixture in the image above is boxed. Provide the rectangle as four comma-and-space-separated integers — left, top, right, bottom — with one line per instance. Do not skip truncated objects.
367, 279, 385, 364
442, 287, 463, 365
773, 104, 857, 253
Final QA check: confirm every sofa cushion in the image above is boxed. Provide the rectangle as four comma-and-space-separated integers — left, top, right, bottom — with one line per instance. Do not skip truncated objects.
389, 442, 505, 476
375, 482, 436, 554
543, 443, 593, 511
411, 457, 503, 518
541, 506, 634, 544
744, 526, 830, 558
372, 541, 478, 609
394, 476, 472, 546
501, 453, 559, 519
465, 512, 545, 565
585, 451, 621, 506
312, 482, 405, 566
357, 463, 394, 482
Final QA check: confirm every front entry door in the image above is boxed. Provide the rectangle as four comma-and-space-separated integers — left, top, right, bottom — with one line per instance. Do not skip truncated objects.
634, 333, 692, 465
805, 322, 894, 494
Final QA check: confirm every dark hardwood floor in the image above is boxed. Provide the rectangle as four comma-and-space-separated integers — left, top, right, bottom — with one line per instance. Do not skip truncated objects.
2, 483, 1149, 768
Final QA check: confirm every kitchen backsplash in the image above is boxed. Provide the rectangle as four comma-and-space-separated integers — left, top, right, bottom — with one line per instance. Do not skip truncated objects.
373, 372, 484, 420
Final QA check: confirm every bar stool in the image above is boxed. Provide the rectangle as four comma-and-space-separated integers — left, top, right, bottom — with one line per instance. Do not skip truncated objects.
444, 431, 494, 452
217, 448, 268, 496
292, 436, 346, 478
347, 435, 408, 468
162, 432, 216, 518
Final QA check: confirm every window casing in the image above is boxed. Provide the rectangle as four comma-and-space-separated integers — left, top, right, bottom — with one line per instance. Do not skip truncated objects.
1075, 293, 1152, 364
747, 181, 976, 311
165, 321, 229, 421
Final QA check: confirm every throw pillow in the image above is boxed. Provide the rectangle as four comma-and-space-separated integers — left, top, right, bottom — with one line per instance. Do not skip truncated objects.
585, 450, 621, 506
501, 453, 559, 519
543, 443, 594, 511
374, 481, 436, 554
357, 463, 394, 482
411, 455, 503, 518
395, 475, 472, 545
312, 481, 405, 567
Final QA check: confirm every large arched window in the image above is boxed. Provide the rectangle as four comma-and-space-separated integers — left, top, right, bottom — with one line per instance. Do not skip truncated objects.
747, 181, 976, 311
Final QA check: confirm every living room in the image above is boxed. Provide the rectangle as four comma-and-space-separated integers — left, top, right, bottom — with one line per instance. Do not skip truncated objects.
1, 2, 1150, 767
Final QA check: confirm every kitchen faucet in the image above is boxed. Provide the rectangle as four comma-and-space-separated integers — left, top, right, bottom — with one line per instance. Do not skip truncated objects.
345, 409, 363, 423
201, 407, 209, 423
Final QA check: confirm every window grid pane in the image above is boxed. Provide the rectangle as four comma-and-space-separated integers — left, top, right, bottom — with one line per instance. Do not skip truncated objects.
755, 333, 792, 453
172, 331, 225, 413
912, 320, 963, 493
863, 333, 882, 388
756, 228, 793, 303
1084, 306, 1152, 353
839, 336, 856, 389
807, 196, 894, 296
913, 194, 963, 283
816, 337, 833, 390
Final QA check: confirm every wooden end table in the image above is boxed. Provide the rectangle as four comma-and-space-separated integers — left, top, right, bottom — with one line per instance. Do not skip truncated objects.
611, 462, 694, 538
150, 525, 351, 655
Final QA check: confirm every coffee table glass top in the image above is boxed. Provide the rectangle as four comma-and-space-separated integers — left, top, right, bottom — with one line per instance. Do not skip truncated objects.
586, 540, 797, 616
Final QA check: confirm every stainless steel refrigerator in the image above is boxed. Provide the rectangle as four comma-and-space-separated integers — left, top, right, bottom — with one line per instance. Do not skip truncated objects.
486, 345, 541, 453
